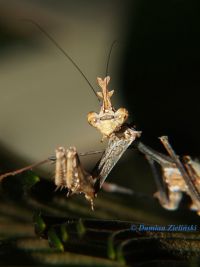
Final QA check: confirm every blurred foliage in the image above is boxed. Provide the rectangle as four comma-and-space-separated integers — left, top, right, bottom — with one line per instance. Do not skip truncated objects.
0, 171, 200, 266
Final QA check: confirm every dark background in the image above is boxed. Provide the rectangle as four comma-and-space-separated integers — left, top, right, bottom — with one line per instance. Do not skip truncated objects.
121, 0, 200, 155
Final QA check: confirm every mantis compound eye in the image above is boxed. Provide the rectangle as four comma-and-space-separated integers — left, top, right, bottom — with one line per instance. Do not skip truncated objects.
115, 108, 129, 124
87, 112, 99, 126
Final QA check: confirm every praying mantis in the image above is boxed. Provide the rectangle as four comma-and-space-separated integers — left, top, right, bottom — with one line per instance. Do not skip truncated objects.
86, 75, 200, 215
0, 74, 140, 210
0, 21, 200, 215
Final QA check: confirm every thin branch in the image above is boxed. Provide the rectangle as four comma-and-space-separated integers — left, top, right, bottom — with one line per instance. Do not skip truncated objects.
0, 158, 50, 181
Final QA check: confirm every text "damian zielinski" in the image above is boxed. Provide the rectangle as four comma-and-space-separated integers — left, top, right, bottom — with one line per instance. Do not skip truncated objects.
130, 224, 198, 232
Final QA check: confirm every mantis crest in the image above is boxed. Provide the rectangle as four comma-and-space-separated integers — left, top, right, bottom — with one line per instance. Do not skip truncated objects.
87, 76, 129, 140
87, 75, 141, 187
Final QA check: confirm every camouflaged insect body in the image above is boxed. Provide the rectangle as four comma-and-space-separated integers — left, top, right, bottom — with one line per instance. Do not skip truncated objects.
55, 147, 96, 209
87, 76, 129, 140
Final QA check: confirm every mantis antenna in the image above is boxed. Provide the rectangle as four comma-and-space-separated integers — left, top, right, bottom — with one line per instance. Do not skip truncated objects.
105, 40, 118, 80
22, 19, 100, 102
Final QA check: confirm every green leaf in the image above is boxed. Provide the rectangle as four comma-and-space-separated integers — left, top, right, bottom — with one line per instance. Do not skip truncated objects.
48, 228, 64, 252
33, 212, 46, 235
60, 224, 69, 242
21, 171, 40, 191
76, 219, 86, 237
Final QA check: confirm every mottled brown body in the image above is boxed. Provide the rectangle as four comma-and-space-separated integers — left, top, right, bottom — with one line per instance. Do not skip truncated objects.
87, 76, 129, 140
87, 76, 141, 187
154, 165, 186, 210
153, 137, 200, 215
183, 156, 200, 215
55, 147, 96, 210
